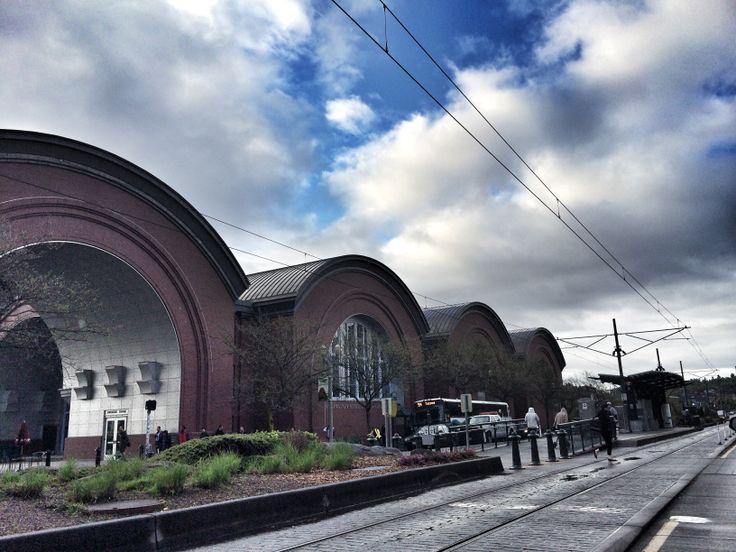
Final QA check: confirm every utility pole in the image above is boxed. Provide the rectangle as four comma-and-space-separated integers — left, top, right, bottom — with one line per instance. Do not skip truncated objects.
612, 318, 633, 432
680, 361, 689, 409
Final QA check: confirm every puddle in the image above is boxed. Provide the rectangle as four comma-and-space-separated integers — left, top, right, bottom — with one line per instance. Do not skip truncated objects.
561, 473, 589, 481
623, 456, 641, 461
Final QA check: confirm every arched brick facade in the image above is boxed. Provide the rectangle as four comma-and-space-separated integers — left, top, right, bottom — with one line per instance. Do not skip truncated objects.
509, 328, 566, 428
238, 256, 429, 440
0, 130, 247, 458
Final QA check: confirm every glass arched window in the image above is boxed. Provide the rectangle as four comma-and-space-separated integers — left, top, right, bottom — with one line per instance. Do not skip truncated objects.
329, 316, 388, 400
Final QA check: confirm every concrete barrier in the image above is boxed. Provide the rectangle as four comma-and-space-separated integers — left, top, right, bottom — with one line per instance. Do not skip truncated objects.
0, 456, 503, 552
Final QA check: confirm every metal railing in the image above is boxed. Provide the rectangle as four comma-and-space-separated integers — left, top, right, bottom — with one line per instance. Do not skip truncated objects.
555, 417, 613, 456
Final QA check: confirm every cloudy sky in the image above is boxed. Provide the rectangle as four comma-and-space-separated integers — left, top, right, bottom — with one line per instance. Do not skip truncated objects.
1, 0, 734, 381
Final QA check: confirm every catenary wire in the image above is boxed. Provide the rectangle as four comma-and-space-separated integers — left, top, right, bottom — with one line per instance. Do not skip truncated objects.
379, 0, 684, 329
331, 0, 717, 369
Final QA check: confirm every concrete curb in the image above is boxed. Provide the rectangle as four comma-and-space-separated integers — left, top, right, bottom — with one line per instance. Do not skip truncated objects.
0, 456, 503, 552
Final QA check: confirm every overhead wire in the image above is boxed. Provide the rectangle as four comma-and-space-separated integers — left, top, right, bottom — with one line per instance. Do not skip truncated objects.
379, 0, 684, 330
332, 0, 717, 369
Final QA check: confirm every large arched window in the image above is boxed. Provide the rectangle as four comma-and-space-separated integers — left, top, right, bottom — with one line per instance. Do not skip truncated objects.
329, 316, 389, 400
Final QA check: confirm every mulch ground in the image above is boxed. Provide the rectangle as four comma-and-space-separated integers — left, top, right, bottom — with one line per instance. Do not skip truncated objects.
0, 455, 408, 537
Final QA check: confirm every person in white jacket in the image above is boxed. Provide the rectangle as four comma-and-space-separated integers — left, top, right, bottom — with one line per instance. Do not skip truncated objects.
525, 407, 541, 436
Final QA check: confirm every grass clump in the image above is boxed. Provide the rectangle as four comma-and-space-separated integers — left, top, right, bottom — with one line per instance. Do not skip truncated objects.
148, 464, 191, 496
68, 471, 118, 503
321, 442, 354, 470
2, 469, 49, 498
192, 452, 241, 489
101, 457, 144, 480
57, 459, 80, 483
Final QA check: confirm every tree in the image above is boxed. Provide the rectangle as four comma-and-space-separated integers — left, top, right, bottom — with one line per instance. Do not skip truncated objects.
422, 340, 493, 398
328, 337, 415, 432
232, 314, 326, 431
1, 220, 104, 372
522, 359, 563, 427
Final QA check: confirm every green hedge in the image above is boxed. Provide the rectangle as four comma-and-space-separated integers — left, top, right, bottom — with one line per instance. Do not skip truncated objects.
155, 431, 314, 465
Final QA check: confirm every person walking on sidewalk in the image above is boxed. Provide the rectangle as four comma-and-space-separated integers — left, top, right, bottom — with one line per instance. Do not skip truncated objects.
525, 407, 541, 437
553, 407, 568, 429
592, 403, 617, 462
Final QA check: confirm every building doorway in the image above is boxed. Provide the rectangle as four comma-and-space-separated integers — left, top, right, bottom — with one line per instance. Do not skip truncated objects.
103, 410, 128, 459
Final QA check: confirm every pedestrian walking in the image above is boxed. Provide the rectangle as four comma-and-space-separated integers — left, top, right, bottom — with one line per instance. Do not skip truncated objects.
116, 423, 130, 458
553, 407, 568, 429
607, 401, 619, 436
178, 425, 189, 444
200, 427, 209, 438
214, 424, 224, 435
592, 404, 617, 462
524, 407, 541, 436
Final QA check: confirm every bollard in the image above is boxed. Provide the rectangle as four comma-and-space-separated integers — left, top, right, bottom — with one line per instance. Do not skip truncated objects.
414, 436, 423, 451
545, 430, 558, 462
509, 431, 523, 470
95, 447, 101, 467
529, 432, 541, 465
557, 429, 570, 459
45, 450, 51, 467
434, 433, 440, 452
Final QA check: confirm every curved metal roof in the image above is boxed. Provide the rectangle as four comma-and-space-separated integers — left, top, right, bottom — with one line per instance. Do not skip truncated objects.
423, 302, 514, 353
508, 327, 566, 368
240, 259, 327, 302
239, 255, 429, 334
0, 129, 249, 299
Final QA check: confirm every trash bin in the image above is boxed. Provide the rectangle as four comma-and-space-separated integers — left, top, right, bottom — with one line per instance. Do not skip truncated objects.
392, 434, 403, 450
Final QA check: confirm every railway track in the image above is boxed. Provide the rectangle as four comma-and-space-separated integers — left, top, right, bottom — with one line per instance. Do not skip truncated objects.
270, 429, 721, 552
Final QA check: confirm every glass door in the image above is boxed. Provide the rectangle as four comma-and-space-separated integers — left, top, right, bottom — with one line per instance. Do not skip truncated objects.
103, 415, 127, 459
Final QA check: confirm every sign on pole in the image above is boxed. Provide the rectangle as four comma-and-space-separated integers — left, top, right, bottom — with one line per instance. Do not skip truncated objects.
460, 394, 472, 414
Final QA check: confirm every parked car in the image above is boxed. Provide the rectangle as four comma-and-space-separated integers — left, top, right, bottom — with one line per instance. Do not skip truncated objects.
405, 423, 451, 449
468, 414, 517, 441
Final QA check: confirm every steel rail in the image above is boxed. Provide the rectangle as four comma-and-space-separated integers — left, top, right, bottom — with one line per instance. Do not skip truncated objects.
273, 430, 716, 551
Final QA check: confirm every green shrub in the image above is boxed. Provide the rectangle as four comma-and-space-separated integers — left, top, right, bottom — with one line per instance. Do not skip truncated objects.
57, 459, 80, 483
148, 464, 191, 496
397, 449, 476, 466
283, 430, 316, 452
4, 469, 49, 498
322, 442, 354, 470
192, 452, 241, 489
156, 432, 284, 465
68, 472, 118, 503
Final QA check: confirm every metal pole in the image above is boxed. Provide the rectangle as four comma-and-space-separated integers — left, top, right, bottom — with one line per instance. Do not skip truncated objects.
613, 318, 633, 432
680, 361, 689, 410
328, 373, 334, 444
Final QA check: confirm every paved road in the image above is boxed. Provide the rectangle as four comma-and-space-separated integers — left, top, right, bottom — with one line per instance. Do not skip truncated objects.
628, 444, 736, 552
188, 427, 733, 552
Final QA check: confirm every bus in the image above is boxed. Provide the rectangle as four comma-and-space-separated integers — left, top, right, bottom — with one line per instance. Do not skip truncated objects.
412, 398, 511, 428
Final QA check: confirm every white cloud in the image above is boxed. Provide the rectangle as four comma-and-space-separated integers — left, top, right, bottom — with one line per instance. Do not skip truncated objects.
318, 0, 736, 377
325, 96, 376, 134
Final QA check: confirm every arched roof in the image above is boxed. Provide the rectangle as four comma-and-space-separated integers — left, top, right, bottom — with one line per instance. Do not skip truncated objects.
0, 129, 248, 299
238, 255, 429, 335
508, 327, 566, 369
423, 302, 514, 354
